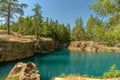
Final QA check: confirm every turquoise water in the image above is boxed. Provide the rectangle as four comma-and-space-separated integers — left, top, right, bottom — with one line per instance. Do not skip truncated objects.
0, 48, 120, 80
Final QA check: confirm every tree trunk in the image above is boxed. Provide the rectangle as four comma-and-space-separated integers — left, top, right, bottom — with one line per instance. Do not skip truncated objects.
7, 0, 11, 35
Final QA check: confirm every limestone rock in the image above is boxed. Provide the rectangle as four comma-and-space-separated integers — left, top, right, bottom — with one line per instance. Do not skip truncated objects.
68, 41, 106, 52
6, 62, 40, 80
0, 30, 54, 62
68, 41, 120, 52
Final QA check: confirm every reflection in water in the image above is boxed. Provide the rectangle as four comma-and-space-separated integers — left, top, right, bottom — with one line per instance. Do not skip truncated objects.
0, 49, 120, 80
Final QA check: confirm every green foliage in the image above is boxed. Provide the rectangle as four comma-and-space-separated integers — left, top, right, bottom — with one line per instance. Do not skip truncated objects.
86, 15, 105, 42
109, 12, 120, 26
1, 0, 120, 45
86, 15, 95, 40
1, 14, 71, 43
87, 0, 120, 46
0, 0, 27, 35
0, 2, 71, 43
103, 64, 120, 78
32, 3, 43, 36
94, 25, 105, 42
101, 25, 120, 46
89, 0, 120, 17
59, 73, 66, 78
72, 17, 85, 41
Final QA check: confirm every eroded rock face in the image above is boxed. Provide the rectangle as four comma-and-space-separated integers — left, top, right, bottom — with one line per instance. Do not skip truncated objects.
33, 39, 55, 53
0, 40, 34, 62
68, 41, 106, 52
68, 41, 120, 52
6, 62, 40, 80
0, 30, 54, 62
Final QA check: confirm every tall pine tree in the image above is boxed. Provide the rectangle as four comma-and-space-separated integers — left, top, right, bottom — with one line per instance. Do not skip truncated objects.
0, 0, 27, 35
72, 17, 85, 41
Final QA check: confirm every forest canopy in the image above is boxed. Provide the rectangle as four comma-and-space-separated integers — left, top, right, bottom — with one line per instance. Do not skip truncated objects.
0, 0, 120, 46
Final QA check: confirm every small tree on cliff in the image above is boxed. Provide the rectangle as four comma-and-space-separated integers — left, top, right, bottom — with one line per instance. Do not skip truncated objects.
0, 0, 27, 35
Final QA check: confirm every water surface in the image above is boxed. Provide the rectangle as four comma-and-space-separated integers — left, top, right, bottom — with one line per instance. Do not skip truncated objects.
0, 48, 120, 80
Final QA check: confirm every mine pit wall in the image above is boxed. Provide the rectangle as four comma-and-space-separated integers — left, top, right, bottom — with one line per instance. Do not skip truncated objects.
0, 39, 55, 62
0, 40, 34, 62
68, 41, 120, 52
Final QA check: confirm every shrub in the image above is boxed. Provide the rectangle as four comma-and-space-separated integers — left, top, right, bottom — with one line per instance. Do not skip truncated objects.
103, 64, 120, 78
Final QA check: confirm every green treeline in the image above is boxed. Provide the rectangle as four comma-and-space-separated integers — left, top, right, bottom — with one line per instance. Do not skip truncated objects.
0, 0, 120, 46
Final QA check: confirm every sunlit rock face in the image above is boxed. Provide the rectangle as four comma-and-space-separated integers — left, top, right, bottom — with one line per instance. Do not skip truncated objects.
0, 30, 54, 62
68, 41, 120, 52
68, 41, 105, 52
6, 62, 40, 80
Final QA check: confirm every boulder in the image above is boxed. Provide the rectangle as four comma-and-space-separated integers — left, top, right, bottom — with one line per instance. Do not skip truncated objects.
6, 62, 40, 80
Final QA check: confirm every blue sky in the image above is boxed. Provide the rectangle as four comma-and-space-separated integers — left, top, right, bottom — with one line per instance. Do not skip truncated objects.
19, 0, 95, 28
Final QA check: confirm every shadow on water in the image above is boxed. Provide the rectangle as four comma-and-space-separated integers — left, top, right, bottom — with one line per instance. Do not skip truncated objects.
0, 48, 120, 80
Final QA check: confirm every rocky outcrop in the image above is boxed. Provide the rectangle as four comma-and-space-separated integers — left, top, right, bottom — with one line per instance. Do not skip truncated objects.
0, 34, 34, 62
6, 62, 40, 80
68, 41, 105, 52
33, 37, 54, 53
68, 41, 120, 52
0, 30, 54, 62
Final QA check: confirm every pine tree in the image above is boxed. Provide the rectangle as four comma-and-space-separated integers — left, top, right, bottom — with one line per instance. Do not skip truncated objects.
0, 0, 27, 35
32, 3, 43, 37
86, 15, 95, 41
72, 17, 85, 41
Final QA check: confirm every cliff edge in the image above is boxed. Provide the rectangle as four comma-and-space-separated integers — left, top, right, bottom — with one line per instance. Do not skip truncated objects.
0, 30, 54, 62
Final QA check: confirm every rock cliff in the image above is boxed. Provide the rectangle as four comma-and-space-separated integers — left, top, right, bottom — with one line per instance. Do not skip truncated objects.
6, 62, 40, 80
68, 41, 120, 52
0, 30, 54, 62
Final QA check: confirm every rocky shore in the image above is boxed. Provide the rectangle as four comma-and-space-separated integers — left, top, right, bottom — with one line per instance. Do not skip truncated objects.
68, 41, 120, 52
54, 76, 120, 80
0, 30, 54, 62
